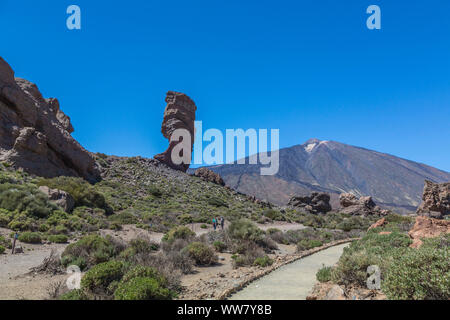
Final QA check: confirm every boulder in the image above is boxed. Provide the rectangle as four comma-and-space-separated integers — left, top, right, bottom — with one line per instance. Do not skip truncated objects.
0, 57, 100, 182
154, 91, 197, 172
416, 180, 450, 219
288, 192, 332, 214
339, 193, 389, 216
194, 168, 225, 186
368, 218, 386, 230
38, 186, 75, 212
13, 245, 23, 254
408, 216, 450, 248
325, 285, 346, 300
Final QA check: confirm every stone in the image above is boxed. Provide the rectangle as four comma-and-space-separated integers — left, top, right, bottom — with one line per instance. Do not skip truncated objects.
288, 192, 332, 214
154, 91, 196, 172
368, 218, 386, 230
325, 285, 346, 300
194, 168, 225, 186
416, 180, 450, 218
38, 186, 75, 212
339, 193, 389, 216
0, 57, 100, 182
408, 216, 450, 248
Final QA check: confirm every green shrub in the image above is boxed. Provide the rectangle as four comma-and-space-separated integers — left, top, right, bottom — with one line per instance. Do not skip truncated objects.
37, 177, 108, 212
162, 226, 195, 244
263, 209, 282, 221
183, 242, 218, 266
227, 219, 264, 242
114, 277, 174, 300
297, 239, 322, 251
253, 255, 273, 267
213, 241, 226, 252
61, 235, 123, 269
148, 185, 163, 197
316, 265, 332, 282
59, 289, 88, 300
48, 235, 69, 243
0, 183, 57, 218
177, 214, 193, 225
108, 211, 137, 224
81, 260, 125, 293
18, 232, 42, 244
383, 246, 449, 300
0, 245, 5, 254
207, 197, 227, 207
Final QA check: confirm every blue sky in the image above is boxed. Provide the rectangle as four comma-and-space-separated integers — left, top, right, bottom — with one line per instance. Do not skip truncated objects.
1, 0, 449, 171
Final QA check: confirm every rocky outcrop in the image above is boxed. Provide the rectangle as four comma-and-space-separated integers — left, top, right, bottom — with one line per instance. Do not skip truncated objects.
38, 186, 75, 212
408, 216, 450, 248
416, 180, 450, 219
368, 218, 387, 230
339, 193, 390, 216
154, 91, 196, 172
288, 192, 332, 214
0, 57, 100, 182
194, 168, 225, 186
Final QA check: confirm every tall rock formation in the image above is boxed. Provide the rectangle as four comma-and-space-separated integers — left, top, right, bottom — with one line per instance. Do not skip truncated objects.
416, 180, 450, 218
154, 91, 196, 172
0, 57, 100, 182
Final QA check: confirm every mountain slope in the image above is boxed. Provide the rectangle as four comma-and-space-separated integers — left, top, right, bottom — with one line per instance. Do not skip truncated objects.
200, 139, 450, 213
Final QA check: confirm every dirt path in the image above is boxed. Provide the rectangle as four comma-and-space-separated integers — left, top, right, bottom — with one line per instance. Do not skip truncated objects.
228, 243, 349, 300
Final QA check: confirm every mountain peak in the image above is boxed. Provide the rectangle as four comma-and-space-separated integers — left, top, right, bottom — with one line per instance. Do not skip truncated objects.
302, 138, 330, 153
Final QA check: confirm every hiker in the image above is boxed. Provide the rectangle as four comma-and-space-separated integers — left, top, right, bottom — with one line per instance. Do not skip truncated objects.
212, 217, 217, 230
220, 216, 225, 230
12, 232, 19, 254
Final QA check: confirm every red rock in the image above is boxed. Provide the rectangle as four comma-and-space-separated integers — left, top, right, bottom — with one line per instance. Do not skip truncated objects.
408, 216, 450, 248
368, 218, 387, 230
154, 91, 196, 172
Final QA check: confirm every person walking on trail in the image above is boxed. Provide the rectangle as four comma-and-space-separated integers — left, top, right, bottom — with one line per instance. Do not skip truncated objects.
220, 216, 225, 230
212, 217, 217, 231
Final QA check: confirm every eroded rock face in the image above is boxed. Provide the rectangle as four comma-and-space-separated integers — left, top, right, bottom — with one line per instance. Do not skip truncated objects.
288, 192, 332, 214
194, 168, 225, 186
408, 216, 450, 248
368, 218, 387, 230
154, 91, 196, 172
0, 57, 100, 182
339, 193, 389, 216
416, 180, 450, 219
38, 186, 75, 212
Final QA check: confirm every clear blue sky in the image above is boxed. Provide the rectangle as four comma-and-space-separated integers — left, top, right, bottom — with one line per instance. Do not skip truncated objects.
1, 0, 449, 171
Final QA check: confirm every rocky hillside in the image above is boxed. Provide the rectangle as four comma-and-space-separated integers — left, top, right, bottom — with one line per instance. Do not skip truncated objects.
0, 57, 100, 182
200, 139, 450, 213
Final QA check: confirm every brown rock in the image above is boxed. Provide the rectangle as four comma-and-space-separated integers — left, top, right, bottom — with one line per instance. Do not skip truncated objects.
154, 91, 196, 172
416, 180, 450, 218
368, 218, 387, 230
339, 193, 389, 216
194, 168, 225, 186
325, 285, 346, 300
378, 231, 392, 235
38, 186, 75, 212
0, 57, 100, 182
288, 192, 332, 214
408, 216, 450, 248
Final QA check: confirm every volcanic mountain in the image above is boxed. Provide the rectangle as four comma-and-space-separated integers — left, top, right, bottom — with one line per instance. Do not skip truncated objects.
199, 139, 450, 213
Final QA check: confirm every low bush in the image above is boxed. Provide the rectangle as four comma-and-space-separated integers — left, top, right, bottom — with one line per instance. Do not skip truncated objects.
0, 245, 5, 254
297, 239, 322, 251
61, 235, 125, 270
227, 219, 264, 243
81, 260, 125, 294
18, 232, 42, 244
48, 235, 69, 243
253, 255, 273, 267
382, 242, 449, 300
162, 226, 195, 244
316, 265, 332, 282
213, 241, 227, 252
183, 242, 218, 266
114, 277, 174, 300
